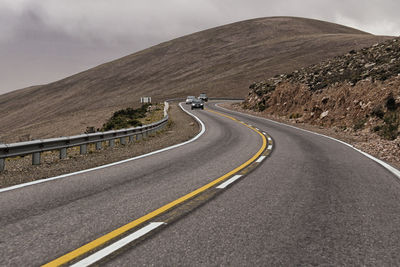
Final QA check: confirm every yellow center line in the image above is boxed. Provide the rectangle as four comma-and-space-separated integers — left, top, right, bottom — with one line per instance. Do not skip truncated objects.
43, 108, 267, 267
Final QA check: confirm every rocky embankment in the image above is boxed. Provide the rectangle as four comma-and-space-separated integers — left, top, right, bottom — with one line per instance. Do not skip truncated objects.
242, 38, 400, 167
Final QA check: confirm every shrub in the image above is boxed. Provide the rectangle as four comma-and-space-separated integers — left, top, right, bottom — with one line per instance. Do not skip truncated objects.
255, 89, 264, 96
371, 106, 385, 119
353, 118, 367, 131
257, 102, 266, 112
378, 112, 400, 140
101, 104, 150, 131
383, 112, 398, 125
372, 125, 382, 132
386, 95, 397, 111
381, 123, 398, 140
289, 113, 302, 119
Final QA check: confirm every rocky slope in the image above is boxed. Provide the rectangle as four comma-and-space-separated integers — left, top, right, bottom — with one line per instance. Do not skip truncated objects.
245, 37, 400, 139
0, 17, 391, 143
243, 38, 400, 166
247, 38, 400, 93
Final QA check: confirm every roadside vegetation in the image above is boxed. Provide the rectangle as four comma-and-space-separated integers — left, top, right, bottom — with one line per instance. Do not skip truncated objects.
101, 103, 164, 131
0, 103, 199, 189
371, 95, 399, 140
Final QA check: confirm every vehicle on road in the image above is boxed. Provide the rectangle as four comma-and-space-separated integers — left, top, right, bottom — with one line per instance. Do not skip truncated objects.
199, 93, 208, 102
185, 96, 196, 104
191, 99, 204, 110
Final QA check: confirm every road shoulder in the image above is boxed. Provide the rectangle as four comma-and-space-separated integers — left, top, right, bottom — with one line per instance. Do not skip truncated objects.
0, 103, 199, 188
220, 102, 400, 170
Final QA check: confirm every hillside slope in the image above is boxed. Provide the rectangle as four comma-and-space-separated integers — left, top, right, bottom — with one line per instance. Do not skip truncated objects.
0, 17, 392, 142
244, 37, 400, 137
242, 38, 400, 166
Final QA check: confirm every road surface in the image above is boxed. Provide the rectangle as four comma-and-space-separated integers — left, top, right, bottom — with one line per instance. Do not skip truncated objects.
1, 102, 400, 266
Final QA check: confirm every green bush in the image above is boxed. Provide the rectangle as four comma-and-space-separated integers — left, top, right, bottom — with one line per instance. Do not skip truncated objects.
101, 104, 150, 131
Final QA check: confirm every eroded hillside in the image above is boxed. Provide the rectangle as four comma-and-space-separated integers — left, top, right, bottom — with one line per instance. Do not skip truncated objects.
243, 38, 400, 166
244, 38, 400, 139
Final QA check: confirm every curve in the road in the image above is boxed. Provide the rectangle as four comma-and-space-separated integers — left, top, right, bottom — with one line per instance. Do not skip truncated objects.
0, 103, 205, 194
108, 102, 400, 266
216, 103, 400, 180
42, 108, 271, 267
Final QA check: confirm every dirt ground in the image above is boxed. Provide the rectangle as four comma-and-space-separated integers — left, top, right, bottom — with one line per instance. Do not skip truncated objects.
222, 103, 400, 170
0, 103, 199, 188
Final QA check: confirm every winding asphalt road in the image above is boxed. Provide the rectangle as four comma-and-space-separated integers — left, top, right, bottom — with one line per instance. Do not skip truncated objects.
1, 101, 400, 266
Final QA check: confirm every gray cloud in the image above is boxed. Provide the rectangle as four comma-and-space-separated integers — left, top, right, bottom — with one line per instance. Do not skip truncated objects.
1, 0, 399, 94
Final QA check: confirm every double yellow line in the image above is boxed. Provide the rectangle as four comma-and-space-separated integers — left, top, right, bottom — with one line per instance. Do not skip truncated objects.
43, 109, 267, 266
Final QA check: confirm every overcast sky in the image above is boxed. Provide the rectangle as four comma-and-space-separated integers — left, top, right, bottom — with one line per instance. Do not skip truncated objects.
0, 0, 399, 94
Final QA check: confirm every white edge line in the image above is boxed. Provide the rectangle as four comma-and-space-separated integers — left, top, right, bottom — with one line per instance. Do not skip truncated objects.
216, 175, 243, 189
256, 156, 266, 163
70, 222, 165, 267
216, 103, 400, 180
267, 137, 272, 141
267, 144, 273, 150
0, 103, 206, 193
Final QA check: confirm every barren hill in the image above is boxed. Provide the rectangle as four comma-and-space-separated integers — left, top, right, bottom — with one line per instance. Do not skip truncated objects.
0, 17, 392, 142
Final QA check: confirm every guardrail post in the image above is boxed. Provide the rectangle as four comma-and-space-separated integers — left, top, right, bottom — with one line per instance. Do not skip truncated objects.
96, 142, 102, 150
120, 137, 126, 145
80, 144, 87, 154
0, 158, 5, 172
60, 148, 67, 159
0, 110, 169, 169
32, 152, 41, 165
109, 139, 115, 147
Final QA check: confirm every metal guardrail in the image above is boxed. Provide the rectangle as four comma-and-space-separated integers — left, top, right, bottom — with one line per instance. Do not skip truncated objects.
0, 102, 170, 172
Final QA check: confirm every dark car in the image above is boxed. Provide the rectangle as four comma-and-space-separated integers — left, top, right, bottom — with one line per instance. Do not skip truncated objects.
199, 93, 208, 102
191, 99, 204, 110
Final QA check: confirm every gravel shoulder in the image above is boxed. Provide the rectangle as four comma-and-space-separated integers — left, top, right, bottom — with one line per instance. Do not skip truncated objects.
222, 102, 400, 170
0, 103, 199, 188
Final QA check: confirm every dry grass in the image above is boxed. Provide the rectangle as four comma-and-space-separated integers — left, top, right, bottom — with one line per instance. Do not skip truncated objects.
0, 17, 393, 143
138, 103, 165, 125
